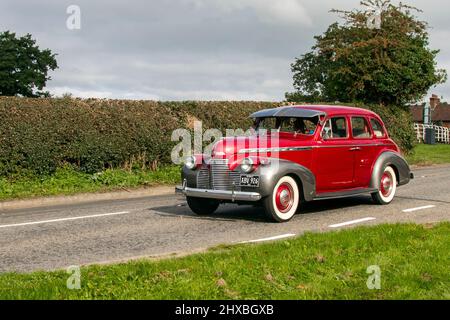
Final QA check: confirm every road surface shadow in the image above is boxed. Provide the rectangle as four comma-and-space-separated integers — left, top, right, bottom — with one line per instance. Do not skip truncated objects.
151, 195, 375, 222
151, 203, 268, 222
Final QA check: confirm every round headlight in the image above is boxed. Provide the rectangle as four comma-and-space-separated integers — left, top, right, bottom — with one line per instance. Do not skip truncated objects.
241, 157, 254, 173
185, 156, 197, 170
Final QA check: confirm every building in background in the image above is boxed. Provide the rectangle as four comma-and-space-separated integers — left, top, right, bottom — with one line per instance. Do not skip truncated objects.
411, 94, 450, 128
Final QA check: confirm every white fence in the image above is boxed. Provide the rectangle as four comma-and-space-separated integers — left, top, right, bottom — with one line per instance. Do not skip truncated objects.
414, 123, 450, 144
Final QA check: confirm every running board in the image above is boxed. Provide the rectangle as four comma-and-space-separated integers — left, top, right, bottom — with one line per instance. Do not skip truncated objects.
314, 188, 378, 201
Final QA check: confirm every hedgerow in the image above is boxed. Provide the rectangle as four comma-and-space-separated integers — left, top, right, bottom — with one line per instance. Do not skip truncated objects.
0, 97, 415, 176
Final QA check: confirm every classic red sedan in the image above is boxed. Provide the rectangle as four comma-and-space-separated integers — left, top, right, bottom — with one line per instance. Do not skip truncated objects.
177, 105, 413, 222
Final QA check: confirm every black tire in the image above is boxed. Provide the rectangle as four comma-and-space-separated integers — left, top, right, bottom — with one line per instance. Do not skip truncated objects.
263, 176, 300, 223
186, 197, 220, 215
371, 166, 397, 205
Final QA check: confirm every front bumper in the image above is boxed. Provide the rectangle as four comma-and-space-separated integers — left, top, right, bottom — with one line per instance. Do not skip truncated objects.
175, 180, 261, 202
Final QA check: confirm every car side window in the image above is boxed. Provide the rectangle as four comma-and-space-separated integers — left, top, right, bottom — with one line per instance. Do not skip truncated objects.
351, 117, 371, 139
370, 118, 386, 138
321, 117, 348, 139
257, 118, 279, 132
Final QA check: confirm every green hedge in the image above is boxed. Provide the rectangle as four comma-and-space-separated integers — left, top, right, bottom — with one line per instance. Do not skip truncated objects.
0, 97, 415, 176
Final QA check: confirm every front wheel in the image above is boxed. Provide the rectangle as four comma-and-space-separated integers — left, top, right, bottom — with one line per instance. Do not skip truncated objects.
186, 197, 220, 215
372, 166, 397, 205
263, 176, 300, 223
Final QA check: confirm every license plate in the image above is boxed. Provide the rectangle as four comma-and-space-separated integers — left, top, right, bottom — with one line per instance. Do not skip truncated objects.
240, 175, 260, 187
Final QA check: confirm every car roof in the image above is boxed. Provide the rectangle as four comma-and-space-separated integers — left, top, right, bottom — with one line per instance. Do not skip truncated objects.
286, 105, 379, 118
250, 107, 326, 119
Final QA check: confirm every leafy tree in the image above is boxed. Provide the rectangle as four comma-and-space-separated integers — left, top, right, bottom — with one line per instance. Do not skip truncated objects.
0, 31, 58, 97
286, 0, 447, 106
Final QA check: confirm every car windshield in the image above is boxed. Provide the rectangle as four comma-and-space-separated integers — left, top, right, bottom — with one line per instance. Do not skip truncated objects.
254, 117, 318, 135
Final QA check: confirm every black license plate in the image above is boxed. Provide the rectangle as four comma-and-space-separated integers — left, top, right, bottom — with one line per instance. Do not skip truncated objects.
240, 175, 260, 187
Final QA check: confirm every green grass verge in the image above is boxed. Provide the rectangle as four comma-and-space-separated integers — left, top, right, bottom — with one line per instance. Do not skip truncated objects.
0, 165, 180, 201
406, 144, 450, 166
1, 223, 448, 300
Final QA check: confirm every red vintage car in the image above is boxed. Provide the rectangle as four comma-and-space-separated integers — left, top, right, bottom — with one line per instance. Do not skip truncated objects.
177, 105, 413, 222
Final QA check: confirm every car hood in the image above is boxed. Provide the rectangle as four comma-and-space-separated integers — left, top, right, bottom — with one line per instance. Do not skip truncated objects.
211, 134, 314, 159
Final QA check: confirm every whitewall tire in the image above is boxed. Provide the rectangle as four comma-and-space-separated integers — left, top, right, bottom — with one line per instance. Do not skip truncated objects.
372, 166, 397, 205
263, 176, 300, 222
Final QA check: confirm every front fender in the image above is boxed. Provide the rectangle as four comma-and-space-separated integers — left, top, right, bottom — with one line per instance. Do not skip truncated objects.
370, 152, 412, 189
244, 159, 316, 202
181, 165, 200, 188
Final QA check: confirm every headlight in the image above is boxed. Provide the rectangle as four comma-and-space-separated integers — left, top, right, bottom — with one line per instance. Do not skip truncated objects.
185, 156, 197, 170
241, 157, 254, 173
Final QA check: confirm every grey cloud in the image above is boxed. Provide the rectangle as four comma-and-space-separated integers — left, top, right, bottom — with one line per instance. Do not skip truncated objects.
0, 0, 448, 101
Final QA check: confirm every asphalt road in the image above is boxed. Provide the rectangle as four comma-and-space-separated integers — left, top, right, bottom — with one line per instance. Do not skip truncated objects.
0, 165, 449, 273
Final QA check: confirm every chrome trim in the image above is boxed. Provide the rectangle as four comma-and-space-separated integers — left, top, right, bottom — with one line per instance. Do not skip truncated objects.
312, 143, 393, 149
238, 147, 313, 154
238, 144, 393, 154
178, 186, 262, 202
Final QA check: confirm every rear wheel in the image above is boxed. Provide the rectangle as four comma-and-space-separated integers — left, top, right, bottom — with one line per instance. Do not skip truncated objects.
186, 197, 220, 215
372, 166, 397, 205
263, 176, 300, 222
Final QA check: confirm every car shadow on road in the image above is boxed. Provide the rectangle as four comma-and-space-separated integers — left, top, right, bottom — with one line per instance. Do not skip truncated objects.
151, 202, 268, 222
300, 195, 375, 214
151, 195, 375, 222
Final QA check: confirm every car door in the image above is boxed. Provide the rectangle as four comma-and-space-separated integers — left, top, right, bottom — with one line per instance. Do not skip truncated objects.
351, 116, 377, 188
314, 116, 355, 193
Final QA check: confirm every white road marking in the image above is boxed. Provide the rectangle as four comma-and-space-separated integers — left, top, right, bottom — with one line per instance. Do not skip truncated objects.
402, 205, 436, 213
239, 233, 296, 244
329, 217, 376, 228
0, 211, 130, 229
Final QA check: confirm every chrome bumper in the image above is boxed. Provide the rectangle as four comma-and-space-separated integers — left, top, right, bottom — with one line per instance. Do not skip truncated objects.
175, 180, 261, 202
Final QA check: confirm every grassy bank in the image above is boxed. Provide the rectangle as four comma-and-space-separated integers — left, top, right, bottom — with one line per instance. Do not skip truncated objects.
406, 144, 450, 166
0, 223, 448, 300
0, 165, 180, 201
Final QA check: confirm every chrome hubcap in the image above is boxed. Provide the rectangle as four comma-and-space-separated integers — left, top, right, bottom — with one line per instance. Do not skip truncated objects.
380, 172, 393, 197
279, 190, 290, 206
275, 183, 294, 213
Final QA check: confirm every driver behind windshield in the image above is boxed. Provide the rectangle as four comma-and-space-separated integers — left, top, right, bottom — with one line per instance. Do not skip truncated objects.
254, 117, 318, 135
293, 118, 307, 134
292, 117, 318, 135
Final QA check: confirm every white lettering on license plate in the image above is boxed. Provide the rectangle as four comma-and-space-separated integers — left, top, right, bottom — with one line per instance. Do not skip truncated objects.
240, 175, 260, 187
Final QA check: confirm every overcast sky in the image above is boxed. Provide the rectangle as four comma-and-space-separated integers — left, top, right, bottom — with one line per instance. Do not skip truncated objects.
1, 0, 449, 101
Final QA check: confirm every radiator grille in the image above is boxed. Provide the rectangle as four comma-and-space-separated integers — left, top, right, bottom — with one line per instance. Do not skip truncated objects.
197, 167, 210, 189
196, 159, 241, 191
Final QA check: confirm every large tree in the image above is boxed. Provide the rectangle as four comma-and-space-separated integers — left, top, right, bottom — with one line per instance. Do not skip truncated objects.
0, 31, 58, 97
286, 0, 447, 106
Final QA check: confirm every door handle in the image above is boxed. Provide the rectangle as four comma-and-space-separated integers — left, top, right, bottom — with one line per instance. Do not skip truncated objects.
349, 147, 362, 151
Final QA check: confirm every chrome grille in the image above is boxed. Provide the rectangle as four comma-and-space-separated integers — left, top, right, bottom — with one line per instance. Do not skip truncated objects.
210, 159, 241, 191
197, 167, 210, 189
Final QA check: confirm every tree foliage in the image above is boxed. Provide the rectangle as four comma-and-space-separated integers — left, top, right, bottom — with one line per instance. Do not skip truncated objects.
0, 31, 58, 97
286, 0, 447, 106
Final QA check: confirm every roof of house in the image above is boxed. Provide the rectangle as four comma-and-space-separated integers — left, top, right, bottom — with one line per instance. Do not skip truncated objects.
411, 103, 450, 122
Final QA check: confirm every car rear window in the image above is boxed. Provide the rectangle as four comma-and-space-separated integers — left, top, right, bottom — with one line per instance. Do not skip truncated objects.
351, 117, 371, 139
370, 118, 386, 138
